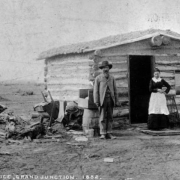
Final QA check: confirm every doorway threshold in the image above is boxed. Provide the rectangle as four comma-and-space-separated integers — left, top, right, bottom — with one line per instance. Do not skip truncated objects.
140, 129, 180, 136
131, 124, 180, 136
131, 123, 147, 129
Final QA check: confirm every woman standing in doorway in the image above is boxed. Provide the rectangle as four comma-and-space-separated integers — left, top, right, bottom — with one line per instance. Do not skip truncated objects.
148, 68, 171, 130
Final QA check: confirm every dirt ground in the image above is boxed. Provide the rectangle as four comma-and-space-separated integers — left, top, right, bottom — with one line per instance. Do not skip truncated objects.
1, 84, 180, 180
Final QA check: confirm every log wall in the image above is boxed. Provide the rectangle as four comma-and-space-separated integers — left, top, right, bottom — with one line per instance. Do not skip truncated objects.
45, 53, 93, 101
155, 56, 177, 94
155, 56, 180, 111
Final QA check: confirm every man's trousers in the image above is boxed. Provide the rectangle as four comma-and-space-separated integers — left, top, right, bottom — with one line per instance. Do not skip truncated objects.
99, 96, 114, 135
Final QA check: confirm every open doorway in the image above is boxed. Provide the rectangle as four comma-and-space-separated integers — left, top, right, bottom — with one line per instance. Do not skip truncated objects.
129, 55, 154, 124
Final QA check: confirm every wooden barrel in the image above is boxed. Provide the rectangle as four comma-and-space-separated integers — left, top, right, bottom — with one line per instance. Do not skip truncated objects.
161, 36, 170, 45
150, 36, 162, 46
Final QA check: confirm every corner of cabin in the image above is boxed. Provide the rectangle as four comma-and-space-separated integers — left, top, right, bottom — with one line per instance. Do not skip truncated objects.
44, 53, 94, 101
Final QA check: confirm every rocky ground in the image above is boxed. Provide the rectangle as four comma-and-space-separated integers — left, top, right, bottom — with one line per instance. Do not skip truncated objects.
0, 84, 180, 180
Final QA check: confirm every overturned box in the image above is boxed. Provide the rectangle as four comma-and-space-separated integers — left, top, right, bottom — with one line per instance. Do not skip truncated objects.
78, 89, 98, 109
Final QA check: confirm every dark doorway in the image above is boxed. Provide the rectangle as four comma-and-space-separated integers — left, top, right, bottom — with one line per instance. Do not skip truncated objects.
129, 55, 154, 124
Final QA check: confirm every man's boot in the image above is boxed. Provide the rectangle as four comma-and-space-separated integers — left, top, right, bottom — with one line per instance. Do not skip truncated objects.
100, 134, 106, 139
106, 134, 116, 139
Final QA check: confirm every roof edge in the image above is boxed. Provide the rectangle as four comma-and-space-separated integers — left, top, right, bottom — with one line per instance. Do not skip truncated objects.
36, 32, 159, 60
84, 32, 180, 53
37, 29, 180, 60
84, 32, 160, 52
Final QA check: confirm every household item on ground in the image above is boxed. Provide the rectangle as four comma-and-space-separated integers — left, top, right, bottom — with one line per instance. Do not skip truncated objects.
104, 158, 114, 163
166, 95, 180, 126
33, 91, 59, 127
74, 136, 88, 142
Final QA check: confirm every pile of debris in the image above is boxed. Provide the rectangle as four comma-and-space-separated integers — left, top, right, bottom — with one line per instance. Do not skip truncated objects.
0, 90, 84, 142
62, 101, 83, 130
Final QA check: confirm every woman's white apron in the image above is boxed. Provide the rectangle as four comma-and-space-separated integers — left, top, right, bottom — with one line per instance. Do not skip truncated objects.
148, 92, 169, 115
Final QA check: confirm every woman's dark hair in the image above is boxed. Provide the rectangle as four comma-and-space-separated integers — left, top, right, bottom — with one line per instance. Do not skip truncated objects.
154, 68, 160, 73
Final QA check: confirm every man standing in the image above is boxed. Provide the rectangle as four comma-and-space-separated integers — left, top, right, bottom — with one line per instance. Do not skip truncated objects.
93, 60, 118, 139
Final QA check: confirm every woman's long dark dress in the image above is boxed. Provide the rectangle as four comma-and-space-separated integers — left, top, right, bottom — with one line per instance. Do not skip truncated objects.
148, 78, 171, 130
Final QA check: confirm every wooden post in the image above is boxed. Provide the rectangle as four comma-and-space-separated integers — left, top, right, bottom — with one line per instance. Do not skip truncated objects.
127, 55, 131, 124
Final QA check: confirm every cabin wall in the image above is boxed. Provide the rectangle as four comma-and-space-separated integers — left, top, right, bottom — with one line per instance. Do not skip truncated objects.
45, 53, 93, 101
155, 56, 178, 93
44, 37, 180, 123
154, 56, 180, 110
90, 38, 180, 121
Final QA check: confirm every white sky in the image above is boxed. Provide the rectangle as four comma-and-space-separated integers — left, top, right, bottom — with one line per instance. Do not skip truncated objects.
0, 0, 180, 83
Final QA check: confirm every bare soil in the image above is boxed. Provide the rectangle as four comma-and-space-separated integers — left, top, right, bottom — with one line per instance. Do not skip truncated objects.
0, 84, 180, 180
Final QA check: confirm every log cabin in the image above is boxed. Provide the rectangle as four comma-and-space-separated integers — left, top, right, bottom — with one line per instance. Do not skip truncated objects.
37, 29, 180, 124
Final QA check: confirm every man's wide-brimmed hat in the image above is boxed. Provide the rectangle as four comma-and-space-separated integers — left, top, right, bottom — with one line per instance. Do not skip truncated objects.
99, 60, 112, 69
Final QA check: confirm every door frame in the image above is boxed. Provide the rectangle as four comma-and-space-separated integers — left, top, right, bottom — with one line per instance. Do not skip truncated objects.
128, 55, 155, 124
